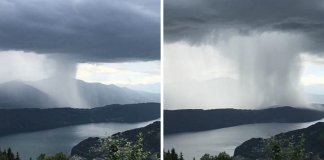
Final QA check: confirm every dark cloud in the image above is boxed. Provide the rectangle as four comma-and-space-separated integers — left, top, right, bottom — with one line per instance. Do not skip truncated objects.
164, 0, 324, 47
0, 0, 160, 62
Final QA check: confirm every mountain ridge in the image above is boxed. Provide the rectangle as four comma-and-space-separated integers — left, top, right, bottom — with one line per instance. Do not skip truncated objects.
164, 106, 324, 135
0, 79, 159, 108
0, 103, 160, 136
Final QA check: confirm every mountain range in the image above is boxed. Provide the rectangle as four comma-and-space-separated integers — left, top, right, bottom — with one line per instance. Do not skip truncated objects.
0, 103, 160, 136
0, 78, 159, 108
165, 106, 324, 135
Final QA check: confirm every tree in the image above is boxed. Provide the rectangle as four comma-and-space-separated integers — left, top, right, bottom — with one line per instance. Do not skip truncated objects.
101, 132, 150, 160
0, 148, 22, 160
36, 152, 69, 160
199, 152, 232, 160
171, 148, 178, 160
200, 154, 214, 160
265, 134, 319, 160
15, 152, 20, 160
164, 148, 179, 160
7, 148, 14, 160
179, 152, 184, 160
215, 152, 231, 160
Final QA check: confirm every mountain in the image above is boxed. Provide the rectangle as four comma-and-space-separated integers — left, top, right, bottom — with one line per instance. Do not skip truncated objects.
0, 79, 159, 109
30, 78, 160, 108
234, 122, 324, 159
0, 103, 160, 136
71, 121, 160, 160
164, 106, 324, 135
0, 81, 58, 108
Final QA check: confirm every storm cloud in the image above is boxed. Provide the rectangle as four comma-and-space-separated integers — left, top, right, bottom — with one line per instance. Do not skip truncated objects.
164, 0, 324, 109
165, 0, 324, 51
0, 0, 160, 108
0, 0, 160, 62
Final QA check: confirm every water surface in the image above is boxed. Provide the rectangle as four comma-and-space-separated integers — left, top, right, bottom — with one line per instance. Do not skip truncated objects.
0, 120, 157, 160
164, 119, 324, 160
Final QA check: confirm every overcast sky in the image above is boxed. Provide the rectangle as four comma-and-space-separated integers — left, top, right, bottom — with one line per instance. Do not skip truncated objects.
164, 0, 324, 109
0, 0, 160, 93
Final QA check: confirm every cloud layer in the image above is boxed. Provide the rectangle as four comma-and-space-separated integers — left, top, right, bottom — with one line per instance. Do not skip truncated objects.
165, 0, 324, 49
0, 0, 160, 62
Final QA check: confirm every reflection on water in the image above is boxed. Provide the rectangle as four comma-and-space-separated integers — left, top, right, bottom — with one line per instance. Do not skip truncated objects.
0, 120, 157, 160
164, 119, 324, 160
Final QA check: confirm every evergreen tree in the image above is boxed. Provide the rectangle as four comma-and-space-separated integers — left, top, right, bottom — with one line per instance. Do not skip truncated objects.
7, 148, 14, 160
200, 154, 213, 160
179, 152, 184, 160
164, 148, 180, 160
36, 152, 69, 160
215, 152, 231, 160
15, 152, 20, 160
171, 148, 178, 160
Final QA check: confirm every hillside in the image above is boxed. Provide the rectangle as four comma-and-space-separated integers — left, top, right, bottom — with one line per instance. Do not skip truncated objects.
234, 122, 324, 159
0, 103, 160, 136
164, 106, 324, 134
71, 121, 160, 160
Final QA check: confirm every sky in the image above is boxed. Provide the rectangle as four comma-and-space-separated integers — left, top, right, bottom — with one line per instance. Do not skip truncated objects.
0, 0, 160, 93
164, 0, 324, 109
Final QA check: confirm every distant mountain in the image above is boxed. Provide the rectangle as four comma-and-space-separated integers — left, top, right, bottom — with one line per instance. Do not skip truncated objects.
31, 78, 160, 108
121, 83, 160, 93
234, 122, 324, 159
71, 121, 160, 160
0, 79, 159, 108
0, 103, 160, 136
0, 81, 58, 108
164, 106, 324, 135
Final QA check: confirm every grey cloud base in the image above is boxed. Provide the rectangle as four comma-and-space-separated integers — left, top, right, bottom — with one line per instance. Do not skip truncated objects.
0, 0, 160, 62
165, 0, 324, 53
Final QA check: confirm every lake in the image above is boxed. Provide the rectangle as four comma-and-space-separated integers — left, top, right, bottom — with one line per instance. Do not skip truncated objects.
0, 120, 157, 160
164, 119, 324, 160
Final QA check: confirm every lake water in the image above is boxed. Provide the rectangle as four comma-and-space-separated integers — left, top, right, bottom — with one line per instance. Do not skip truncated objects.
164, 119, 324, 160
0, 120, 157, 160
